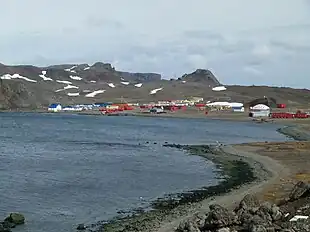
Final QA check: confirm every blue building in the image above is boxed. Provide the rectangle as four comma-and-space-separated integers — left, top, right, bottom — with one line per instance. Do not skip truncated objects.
48, 103, 62, 112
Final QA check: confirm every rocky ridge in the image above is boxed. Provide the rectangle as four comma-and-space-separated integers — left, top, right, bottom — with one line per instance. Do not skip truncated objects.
181, 69, 221, 86
0, 61, 309, 109
0, 62, 223, 109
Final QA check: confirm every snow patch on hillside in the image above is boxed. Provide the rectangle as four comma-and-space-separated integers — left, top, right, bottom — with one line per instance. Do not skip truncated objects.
64, 65, 77, 73
64, 85, 79, 90
67, 92, 80, 96
69, 75, 82, 80
134, 83, 143, 88
39, 71, 53, 81
0, 73, 37, 83
56, 80, 72, 84
150, 88, 163, 95
85, 90, 105, 97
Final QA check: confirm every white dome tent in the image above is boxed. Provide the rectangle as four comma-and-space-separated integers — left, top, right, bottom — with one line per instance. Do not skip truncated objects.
249, 104, 270, 117
251, 104, 270, 111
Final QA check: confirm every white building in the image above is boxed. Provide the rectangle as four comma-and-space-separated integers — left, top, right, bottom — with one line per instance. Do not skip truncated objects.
48, 103, 62, 112
232, 107, 245, 112
62, 106, 83, 111
249, 104, 270, 117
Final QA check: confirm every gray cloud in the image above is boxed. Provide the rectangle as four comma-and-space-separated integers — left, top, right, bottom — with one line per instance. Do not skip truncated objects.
0, 0, 310, 87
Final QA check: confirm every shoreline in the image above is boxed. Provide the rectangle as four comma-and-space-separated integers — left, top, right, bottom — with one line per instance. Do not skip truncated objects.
87, 122, 309, 232
3, 109, 310, 126
157, 144, 291, 232
95, 145, 258, 232
1, 111, 309, 231
277, 125, 310, 141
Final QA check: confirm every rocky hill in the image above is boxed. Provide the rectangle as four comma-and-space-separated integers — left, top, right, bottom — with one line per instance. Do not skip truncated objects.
45, 62, 161, 82
181, 69, 221, 86
0, 62, 309, 109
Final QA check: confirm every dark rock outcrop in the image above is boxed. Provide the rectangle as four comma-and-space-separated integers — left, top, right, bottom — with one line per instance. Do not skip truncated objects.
203, 204, 236, 230
0, 80, 31, 109
176, 181, 310, 232
119, 71, 161, 82
288, 181, 310, 201
0, 213, 25, 232
4, 213, 25, 225
181, 69, 221, 86
76, 223, 86, 230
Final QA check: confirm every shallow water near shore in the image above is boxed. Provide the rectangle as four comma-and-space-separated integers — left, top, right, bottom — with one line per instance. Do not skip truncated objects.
0, 113, 289, 232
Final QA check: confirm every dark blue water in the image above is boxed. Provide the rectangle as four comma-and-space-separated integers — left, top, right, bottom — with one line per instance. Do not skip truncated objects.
0, 113, 288, 232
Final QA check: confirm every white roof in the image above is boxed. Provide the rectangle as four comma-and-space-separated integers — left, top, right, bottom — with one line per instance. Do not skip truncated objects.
206, 101, 231, 106
212, 86, 226, 91
252, 104, 270, 110
205, 102, 244, 107
229, 102, 244, 107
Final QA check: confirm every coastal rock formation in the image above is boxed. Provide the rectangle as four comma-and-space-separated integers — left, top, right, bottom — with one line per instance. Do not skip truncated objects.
4, 213, 25, 225
176, 181, 310, 232
0, 213, 25, 232
288, 181, 310, 201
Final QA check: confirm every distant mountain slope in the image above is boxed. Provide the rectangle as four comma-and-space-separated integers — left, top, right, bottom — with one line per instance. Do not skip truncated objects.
0, 62, 309, 109
45, 62, 162, 82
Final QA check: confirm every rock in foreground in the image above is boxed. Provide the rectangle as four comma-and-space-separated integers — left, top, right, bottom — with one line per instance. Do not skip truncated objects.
176, 181, 310, 232
0, 213, 25, 232
4, 213, 25, 225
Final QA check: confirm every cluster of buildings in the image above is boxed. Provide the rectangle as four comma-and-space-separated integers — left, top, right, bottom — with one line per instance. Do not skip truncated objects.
48, 103, 109, 112
47, 102, 135, 113
154, 97, 204, 106
47, 97, 282, 118
47, 97, 205, 113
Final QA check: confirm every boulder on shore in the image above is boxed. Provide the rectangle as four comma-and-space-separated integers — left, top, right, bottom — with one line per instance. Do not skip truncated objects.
0, 212, 25, 232
4, 213, 25, 225
288, 181, 310, 201
175, 181, 310, 232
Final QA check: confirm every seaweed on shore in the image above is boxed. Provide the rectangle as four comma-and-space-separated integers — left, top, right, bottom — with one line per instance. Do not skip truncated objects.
151, 159, 254, 210
277, 126, 310, 141
151, 144, 256, 210
94, 144, 257, 232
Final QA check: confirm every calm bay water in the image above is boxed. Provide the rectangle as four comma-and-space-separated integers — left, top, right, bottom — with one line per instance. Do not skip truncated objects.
0, 113, 288, 232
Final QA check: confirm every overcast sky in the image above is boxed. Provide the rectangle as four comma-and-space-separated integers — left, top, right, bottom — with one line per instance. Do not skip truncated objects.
1, 0, 310, 88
